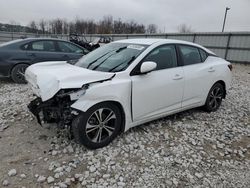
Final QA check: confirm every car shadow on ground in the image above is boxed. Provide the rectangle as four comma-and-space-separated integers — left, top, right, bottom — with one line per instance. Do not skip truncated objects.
0, 77, 15, 84
129, 107, 204, 134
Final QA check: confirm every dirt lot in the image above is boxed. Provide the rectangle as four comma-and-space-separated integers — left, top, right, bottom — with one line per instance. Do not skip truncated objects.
0, 64, 249, 188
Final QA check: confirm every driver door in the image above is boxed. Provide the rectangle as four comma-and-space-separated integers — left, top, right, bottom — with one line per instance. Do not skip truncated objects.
131, 44, 184, 121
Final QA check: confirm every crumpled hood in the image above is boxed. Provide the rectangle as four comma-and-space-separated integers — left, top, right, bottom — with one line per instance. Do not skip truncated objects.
25, 61, 115, 101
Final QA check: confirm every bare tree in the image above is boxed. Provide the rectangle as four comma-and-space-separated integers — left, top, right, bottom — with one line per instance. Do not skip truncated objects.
177, 24, 193, 33
86, 20, 97, 34
22, 16, 156, 34
99, 15, 113, 34
29, 21, 37, 33
75, 18, 86, 34
113, 18, 123, 34
68, 21, 76, 34
54, 19, 63, 34
39, 19, 46, 34
147, 24, 157, 34
62, 19, 69, 34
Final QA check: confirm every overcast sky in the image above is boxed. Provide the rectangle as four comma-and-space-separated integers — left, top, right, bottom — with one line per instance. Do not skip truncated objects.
0, 0, 249, 32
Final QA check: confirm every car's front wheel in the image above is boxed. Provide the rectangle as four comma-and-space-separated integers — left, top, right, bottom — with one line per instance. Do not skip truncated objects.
11, 64, 29, 84
72, 102, 122, 149
204, 83, 225, 112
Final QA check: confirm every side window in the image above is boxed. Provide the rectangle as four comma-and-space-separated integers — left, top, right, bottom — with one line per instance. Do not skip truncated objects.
30, 41, 56, 52
143, 45, 177, 70
179, 45, 202, 65
199, 49, 208, 62
58, 41, 83, 53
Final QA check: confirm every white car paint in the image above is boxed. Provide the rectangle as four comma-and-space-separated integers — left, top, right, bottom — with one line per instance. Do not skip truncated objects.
131, 66, 184, 121
181, 56, 231, 108
25, 39, 232, 132
25, 61, 115, 101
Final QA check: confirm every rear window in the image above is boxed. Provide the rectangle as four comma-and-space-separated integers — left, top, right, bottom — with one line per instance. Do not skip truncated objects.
179, 45, 202, 65
199, 49, 208, 62
30, 41, 56, 52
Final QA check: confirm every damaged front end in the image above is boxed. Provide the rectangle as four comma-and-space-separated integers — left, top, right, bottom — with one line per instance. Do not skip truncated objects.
28, 88, 85, 127
25, 60, 116, 127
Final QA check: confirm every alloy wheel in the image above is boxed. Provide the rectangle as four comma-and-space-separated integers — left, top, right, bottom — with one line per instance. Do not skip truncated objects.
16, 66, 26, 82
86, 108, 117, 143
208, 87, 223, 110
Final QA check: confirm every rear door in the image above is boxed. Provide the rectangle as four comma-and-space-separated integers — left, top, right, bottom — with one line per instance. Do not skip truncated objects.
56, 41, 86, 61
178, 45, 215, 108
26, 40, 62, 63
131, 44, 184, 121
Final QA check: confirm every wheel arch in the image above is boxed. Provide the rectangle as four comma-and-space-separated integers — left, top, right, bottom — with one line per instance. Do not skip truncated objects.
213, 80, 226, 98
10, 63, 30, 83
103, 100, 126, 134
10, 62, 30, 75
73, 100, 127, 134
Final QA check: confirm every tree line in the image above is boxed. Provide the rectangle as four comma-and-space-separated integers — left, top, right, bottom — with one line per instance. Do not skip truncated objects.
1, 17, 193, 34
27, 16, 158, 34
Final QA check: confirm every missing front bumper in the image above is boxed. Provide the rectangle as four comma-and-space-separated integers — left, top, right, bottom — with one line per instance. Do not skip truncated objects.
28, 97, 76, 126
28, 98, 43, 125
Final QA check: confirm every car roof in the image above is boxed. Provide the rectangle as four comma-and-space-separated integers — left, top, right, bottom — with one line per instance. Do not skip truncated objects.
114, 38, 214, 54
21, 38, 69, 42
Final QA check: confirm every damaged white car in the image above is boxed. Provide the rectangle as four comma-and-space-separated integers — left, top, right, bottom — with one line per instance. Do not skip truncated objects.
25, 39, 232, 149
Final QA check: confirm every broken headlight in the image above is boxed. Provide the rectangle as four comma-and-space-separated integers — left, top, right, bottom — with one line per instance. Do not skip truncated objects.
57, 85, 88, 101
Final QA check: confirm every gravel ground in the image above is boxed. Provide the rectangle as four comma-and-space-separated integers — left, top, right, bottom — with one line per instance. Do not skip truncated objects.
0, 64, 249, 188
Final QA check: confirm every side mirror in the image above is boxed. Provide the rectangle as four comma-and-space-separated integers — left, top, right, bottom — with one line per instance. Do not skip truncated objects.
140, 61, 157, 74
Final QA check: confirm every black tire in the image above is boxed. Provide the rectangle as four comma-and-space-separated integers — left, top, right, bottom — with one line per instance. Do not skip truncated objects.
11, 64, 29, 84
203, 83, 225, 112
72, 102, 122, 149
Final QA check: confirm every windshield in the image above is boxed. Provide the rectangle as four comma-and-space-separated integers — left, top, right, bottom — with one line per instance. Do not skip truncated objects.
75, 42, 148, 72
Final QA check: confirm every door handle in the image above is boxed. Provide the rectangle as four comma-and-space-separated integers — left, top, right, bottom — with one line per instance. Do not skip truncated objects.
173, 74, 183, 80
208, 67, 215, 72
28, 53, 36, 57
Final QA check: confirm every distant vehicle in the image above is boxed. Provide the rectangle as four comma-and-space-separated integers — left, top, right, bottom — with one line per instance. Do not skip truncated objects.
25, 39, 232, 149
89, 36, 112, 49
69, 33, 94, 52
0, 38, 89, 83
70, 34, 112, 51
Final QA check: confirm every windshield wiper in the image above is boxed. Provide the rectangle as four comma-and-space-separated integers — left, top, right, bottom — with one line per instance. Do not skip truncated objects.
86, 46, 127, 69
115, 46, 127, 53
108, 56, 136, 72
91, 47, 127, 71
86, 51, 112, 69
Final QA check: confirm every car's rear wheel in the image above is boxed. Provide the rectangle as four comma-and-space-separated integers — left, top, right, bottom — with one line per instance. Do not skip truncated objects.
11, 64, 29, 84
72, 102, 122, 149
204, 83, 225, 112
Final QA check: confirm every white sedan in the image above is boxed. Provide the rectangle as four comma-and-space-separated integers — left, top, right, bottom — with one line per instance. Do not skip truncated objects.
25, 39, 232, 149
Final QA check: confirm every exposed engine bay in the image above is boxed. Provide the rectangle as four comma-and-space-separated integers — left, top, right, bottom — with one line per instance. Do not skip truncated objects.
27, 89, 84, 127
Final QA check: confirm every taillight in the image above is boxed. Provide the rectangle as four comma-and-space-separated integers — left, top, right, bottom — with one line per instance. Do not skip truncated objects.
228, 64, 233, 71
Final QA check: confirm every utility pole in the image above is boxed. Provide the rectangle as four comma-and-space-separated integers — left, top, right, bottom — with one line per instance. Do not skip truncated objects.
222, 7, 230, 32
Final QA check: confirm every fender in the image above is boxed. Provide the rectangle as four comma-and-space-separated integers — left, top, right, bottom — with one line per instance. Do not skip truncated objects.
71, 78, 133, 131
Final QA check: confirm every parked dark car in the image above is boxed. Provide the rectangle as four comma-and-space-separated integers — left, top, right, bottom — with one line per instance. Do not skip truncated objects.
0, 38, 89, 83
